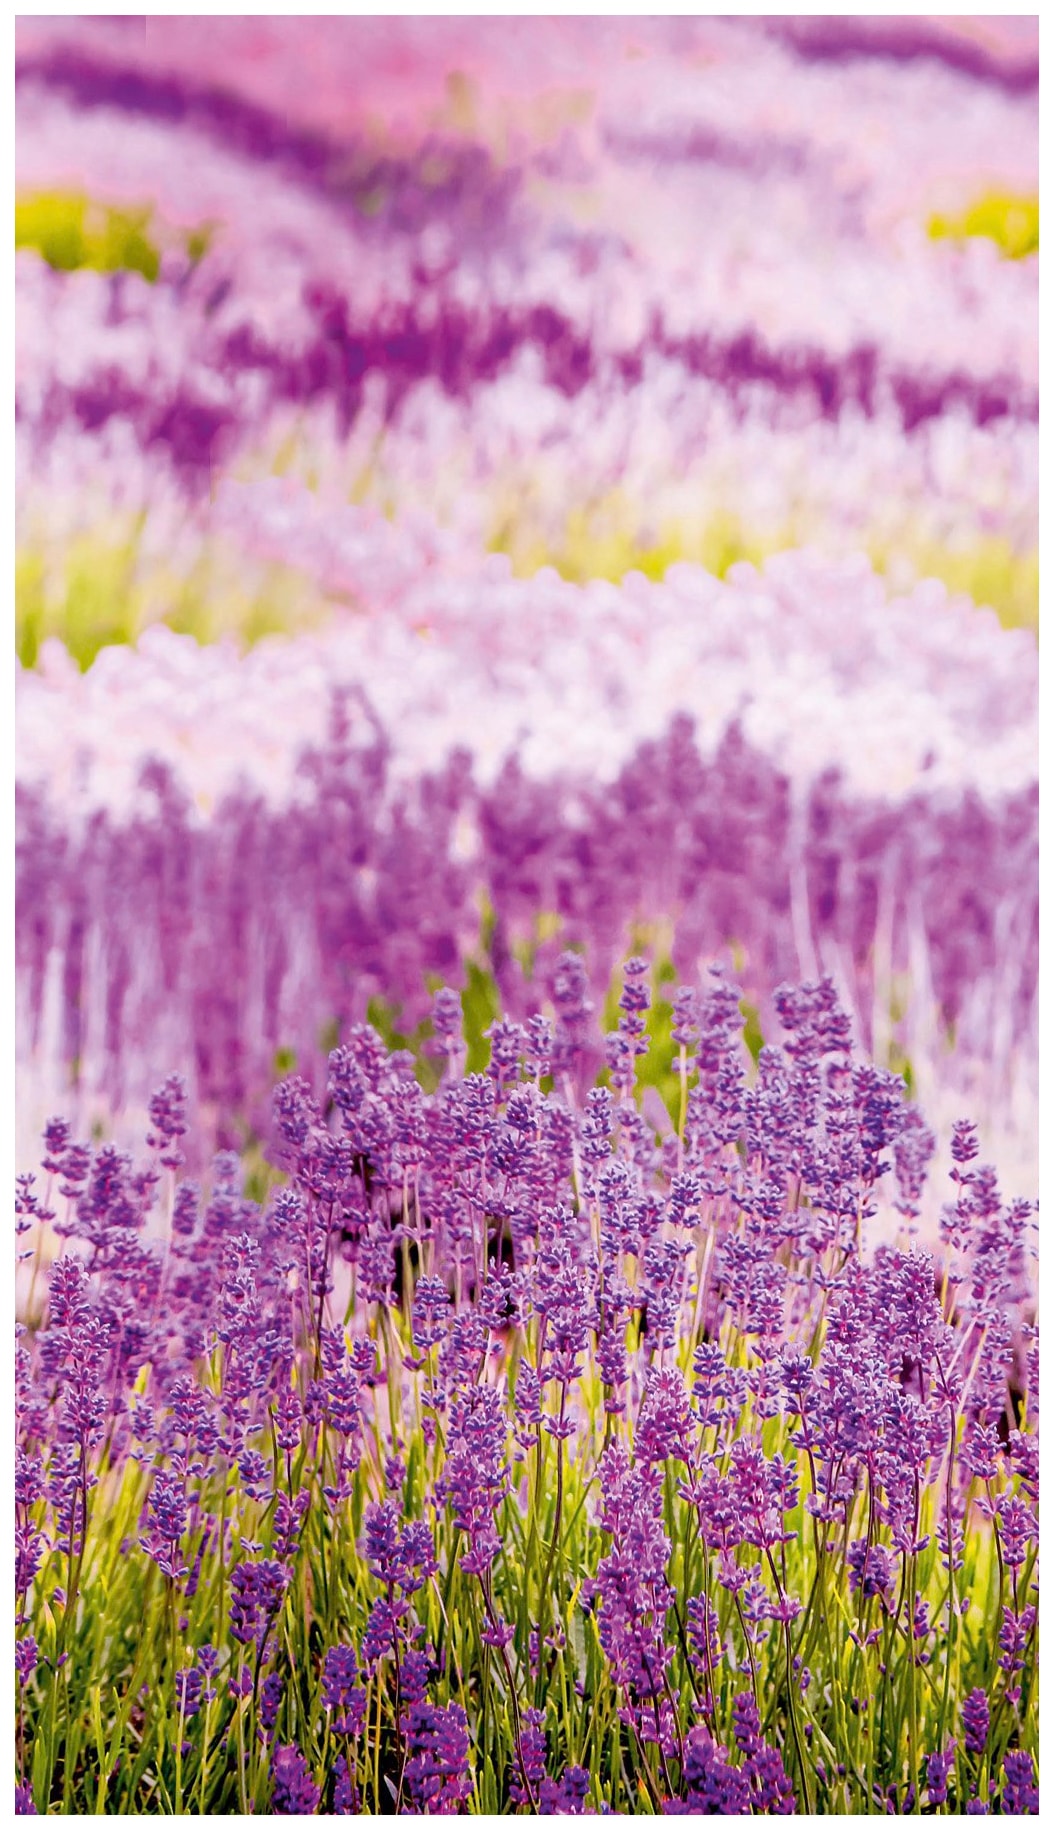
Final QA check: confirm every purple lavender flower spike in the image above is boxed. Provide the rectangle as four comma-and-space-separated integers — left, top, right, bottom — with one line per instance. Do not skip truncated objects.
1001, 1750, 1038, 1815
270, 1743, 321, 1814
403, 1700, 473, 1814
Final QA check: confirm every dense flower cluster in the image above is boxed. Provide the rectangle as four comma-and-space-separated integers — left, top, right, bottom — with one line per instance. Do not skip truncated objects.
15, 969, 1037, 1812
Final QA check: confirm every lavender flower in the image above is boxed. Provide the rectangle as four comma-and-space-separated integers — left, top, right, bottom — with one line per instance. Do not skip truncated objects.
228, 1559, 289, 1655
403, 1701, 473, 1813
962, 1688, 989, 1756
1001, 1750, 1038, 1815
672, 1726, 752, 1814
440, 1386, 509, 1577
270, 1743, 321, 1814
926, 1748, 956, 1808
146, 1074, 188, 1169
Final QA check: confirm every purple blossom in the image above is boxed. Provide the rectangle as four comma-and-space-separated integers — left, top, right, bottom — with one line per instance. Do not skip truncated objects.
440, 1385, 509, 1576
140, 1469, 188, 1577
997, 1495, 1036, 1572
228, 1558, 289, 1654
540, 1764, 592, 1814
171, 1181, 199, 1239
962, 1688, 989, 1756
748, 1742, 797, 1814
668, 1726, 751, 1814
926, 1748, 956, 1808
403, 1700, 473, 1814
671, 987, 699, 1049
332, 1755, 357, 1813
412, 1274, 449, 1353
260, 1672, 284, 1733
270, 1743, 321, 1814
846, 1539, 896, 1604
510, 1705, 548, 1809
360, 1598, 398, 1671
998, 1604, 1036, 1676
10, 949, 1040, 1814
175, 1665, 203, 1720
635, 1366, 695, 1467
147, 1074, 189, 1169
1001, 1750, 1038, 1815
590, 1441, 674, 1720
321, 1643, 366, 1737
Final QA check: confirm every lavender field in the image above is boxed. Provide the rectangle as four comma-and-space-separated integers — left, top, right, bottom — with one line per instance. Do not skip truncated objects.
14, 15, 1038, 1817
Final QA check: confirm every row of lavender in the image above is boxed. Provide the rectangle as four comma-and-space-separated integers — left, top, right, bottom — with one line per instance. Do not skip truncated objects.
16, 16, 1037, 409
16, 509, 1038, 1163
15, 966, 1038, 1813
15, 701, 1038, 1152
17, 14, 1038, 654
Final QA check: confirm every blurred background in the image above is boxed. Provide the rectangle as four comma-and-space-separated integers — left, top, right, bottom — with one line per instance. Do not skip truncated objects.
15, 14, 1038, 1214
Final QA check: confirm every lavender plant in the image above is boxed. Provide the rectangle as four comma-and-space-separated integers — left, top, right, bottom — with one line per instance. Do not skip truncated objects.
15, 963, 1037, 1814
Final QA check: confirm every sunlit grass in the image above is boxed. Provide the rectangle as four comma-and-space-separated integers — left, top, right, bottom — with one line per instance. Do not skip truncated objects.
16, 190, 213, 280
488, 496, 779, 586
488, 495, 1038, 634
870, 534, 1039, 636
15, 475, 1037, 675
928, 190, 1038, 261
15, 521, 333, 671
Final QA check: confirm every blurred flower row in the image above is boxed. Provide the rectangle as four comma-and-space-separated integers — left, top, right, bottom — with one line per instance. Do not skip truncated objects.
17, 498, 1037, 1166
16, 13, 1038, 666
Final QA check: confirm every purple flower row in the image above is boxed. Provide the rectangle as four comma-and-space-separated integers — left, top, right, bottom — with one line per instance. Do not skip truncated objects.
16, 694, 1037, 1150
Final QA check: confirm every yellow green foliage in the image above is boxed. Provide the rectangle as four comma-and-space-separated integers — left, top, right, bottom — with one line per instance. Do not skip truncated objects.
15, 521, 332, 672
489, 494, 782, 586
870, 534, 1039, 635
489, 494, 1038, 633
929, 190, 1038, 260
16, 191, 215, 279
15, 479, 1036, 673
16, 192, 161, 280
